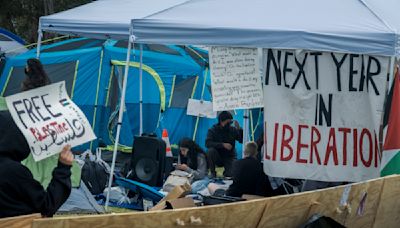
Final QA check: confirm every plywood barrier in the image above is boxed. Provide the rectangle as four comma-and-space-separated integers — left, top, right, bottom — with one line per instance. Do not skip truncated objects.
0, 213, 41, 228
373, 175, 400, 228
32, 198, 266, 228
30, 175, 400, 228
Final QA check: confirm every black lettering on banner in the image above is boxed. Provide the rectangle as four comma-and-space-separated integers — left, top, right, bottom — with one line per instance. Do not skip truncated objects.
314, 94, 332, 127
314, 95, 319, 125
23, 98, 40, 123
367, 56, 381, 95
31, 95, 51, 121
349, 54, 359, 92
310, 52, 322, 90
291, 53, 310, 90
41, 94, 62, 117
359, 55, 366, 92
283, 52, 293, 88
331, 53, 348, 92
12, 100, 28, 129
265, 49, 282, 86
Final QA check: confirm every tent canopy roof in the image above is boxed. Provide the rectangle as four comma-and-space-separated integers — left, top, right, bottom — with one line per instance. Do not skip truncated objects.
132, 0, 398, 56
39, 0, 188, 39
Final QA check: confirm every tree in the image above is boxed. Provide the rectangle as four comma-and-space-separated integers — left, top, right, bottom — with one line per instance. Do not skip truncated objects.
0, 0, 91, 43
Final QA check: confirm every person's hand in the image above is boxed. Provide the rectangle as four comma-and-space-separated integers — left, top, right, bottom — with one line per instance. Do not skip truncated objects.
59, 145, 73, 166
233, 120, 240, 128
223, 143, 233, 151
176, 164, 189, 171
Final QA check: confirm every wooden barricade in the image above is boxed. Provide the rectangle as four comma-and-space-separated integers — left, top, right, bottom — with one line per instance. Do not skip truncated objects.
24, 175, 400, 228
0, 213, 41, 228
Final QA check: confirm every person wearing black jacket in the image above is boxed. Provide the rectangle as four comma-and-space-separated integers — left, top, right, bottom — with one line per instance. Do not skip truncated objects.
206, 111, 243, 178
0, 111, 73, 218
226, 142, 273, 197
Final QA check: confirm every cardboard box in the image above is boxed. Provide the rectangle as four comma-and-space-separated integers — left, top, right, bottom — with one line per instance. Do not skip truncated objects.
150, 183, 191, 211
165, 198, 195, 209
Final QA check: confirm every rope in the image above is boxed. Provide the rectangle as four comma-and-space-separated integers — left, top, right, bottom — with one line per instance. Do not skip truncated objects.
2, 35, 69, 54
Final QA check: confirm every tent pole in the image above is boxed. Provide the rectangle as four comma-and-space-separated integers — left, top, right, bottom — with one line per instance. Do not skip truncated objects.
105, 29, 134, 210
139, 43, 143, 135
242, 109, 249, 157
36, 22, 43, 59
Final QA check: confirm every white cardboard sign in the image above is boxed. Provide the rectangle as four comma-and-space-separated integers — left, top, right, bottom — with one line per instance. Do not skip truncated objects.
209, 46, 263, 111
5, 81, 96, 161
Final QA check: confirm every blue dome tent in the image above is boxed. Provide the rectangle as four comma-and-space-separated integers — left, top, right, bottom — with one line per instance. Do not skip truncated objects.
0, 38, 259, 156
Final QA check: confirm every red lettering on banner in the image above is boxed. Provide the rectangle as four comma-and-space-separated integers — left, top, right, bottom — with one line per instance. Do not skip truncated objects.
338, 128, 351, 165
272, 123, 279, 160
353, 129, 358, 167
30, 128, 38, 141
265, 123, 379, 169
374, 132, 380, 168
360, 128, 373, 167
29, 121, 68, 142
264, 122, 270, 160
324, 128, 338, 165
310, 126, 321, 165
296, 125, 308, 163
280, 124, 293, 161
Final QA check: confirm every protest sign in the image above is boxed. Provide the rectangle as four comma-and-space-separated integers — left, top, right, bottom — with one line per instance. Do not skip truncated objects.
5, 81, 96, 161
186, 99, 217, 118
209, 46, 263, 111
263, 49, 390, 182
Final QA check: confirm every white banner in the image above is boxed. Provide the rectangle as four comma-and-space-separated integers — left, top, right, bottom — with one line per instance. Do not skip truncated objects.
5, 81, 96, 161
209, 46, 263, 111
186, 99, 217, 118
263, 49, 390, 182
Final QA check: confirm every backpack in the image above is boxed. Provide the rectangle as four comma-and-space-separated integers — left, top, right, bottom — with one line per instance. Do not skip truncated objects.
78, 149, 110, 195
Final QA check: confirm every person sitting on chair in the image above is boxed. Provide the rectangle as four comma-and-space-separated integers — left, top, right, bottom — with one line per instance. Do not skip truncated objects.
206, 111, 243, 178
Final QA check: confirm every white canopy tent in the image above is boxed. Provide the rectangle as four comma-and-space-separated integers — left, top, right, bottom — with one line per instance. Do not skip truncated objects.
38, 0, 188, 40
364, 0, 400, 43
131, 0, 399, 56
36, 0, 189, 209
131, 0, 400, 161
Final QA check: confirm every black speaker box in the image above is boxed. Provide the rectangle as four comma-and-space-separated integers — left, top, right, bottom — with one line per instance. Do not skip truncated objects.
131, 135, 166, 187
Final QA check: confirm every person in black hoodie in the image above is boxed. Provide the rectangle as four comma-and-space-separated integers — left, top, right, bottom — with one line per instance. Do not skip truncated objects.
225, 141, 273, 197
207, 142, 273, 197
206, 111, 243, 178
0, 111, 73, 218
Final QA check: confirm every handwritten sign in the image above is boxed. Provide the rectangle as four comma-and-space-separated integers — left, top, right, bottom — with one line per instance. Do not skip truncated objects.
209, 47, 263, 111
187, 99, 217, 118
5, 81, 96, 161
263, 49, 390, 182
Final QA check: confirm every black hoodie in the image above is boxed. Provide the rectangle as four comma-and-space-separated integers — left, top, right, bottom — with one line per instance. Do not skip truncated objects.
0, 111, 71, 218
205, 123, 243, 156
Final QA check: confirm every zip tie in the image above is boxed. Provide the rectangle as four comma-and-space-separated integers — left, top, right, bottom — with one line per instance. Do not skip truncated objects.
190, 216, 202, 225
176, 218, 185, 226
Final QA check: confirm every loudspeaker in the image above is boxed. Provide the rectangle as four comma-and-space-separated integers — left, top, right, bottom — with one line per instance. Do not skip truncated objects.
131, 135, 166, 186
